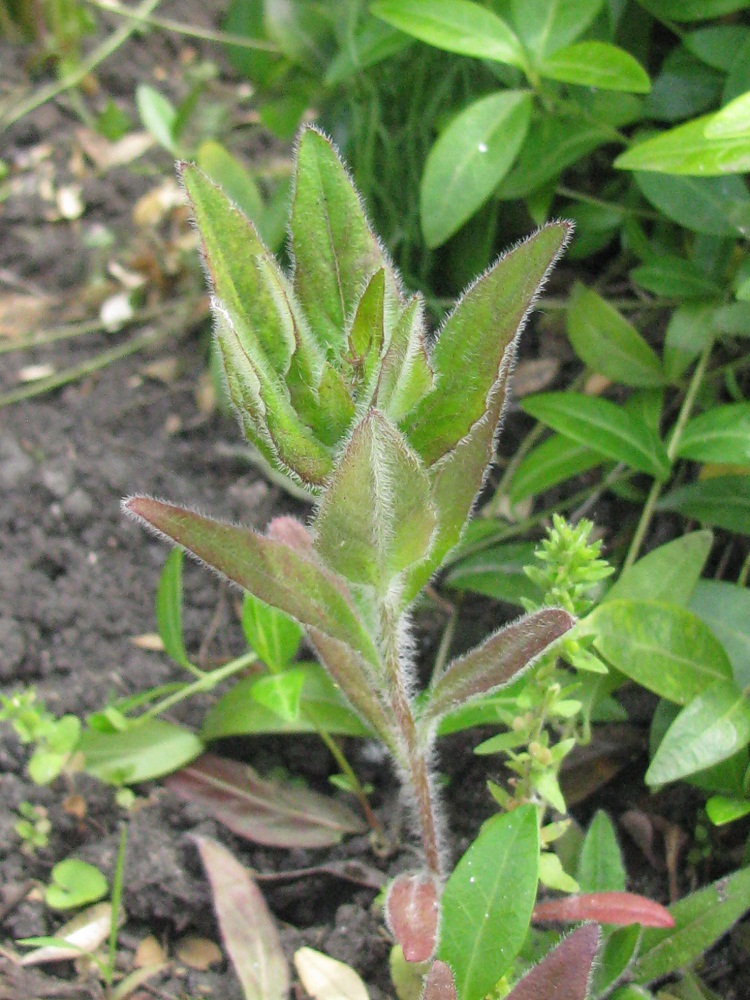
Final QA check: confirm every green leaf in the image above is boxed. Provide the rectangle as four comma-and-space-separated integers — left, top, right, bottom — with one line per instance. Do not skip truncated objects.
376, 296, 434, 423
249, 669, 306, 723
635, 172, 750, 237
577, 810, 626, 894
201, 663, 371, 740
196, 140, 264, 225
647, 680, 750, 785
421, 608, 574, 724
604, 531, 713, 606
633, 867, 750, 984
540, 42, 650, 93
442, 541, 542, 607
690, 579, 750, 687
420, 90, 532, 248
615, 114, 750, 176
439, 805, 539, 1000
521, 393, 671, 479
583, 599, 732, 705
706, 90, 750, 138
663, 304, 717, 381
242, 592, 303, 670
314, 410, 436, 589
499, 115, 612, 199
509, 434, 603, 503
80, 719, 204, 785
156, 548, 191, 669
325, 19, 413, 85
403, 223, 571, 466
567, 285, 664, 387
706, 795, 750, 825
684, 25, 750, 72
290, 128, 400, 356
676, 404, 750, 464
636, 0, 750, 21
658, 475, 750, 535
509, 0, 603, 60
630, 256, 722, 298
136, 84, 179, 154
46, 860, 108, 911
372, 0, 526, 69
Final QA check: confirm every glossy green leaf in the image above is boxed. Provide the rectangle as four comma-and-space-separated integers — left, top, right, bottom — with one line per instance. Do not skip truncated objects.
658, 475, 750, 535
196, 140, 263, 225
577, 810, 626, 894
676, 403, 750, 464
585, 599, 732, 704
201, 663, 371, 740
706, 795, 750, 824
615, 114, 750, 175
631, 257, 722, 298
439, 805, 539, 1000
522, 393, 671, 479
80, 719, 204, 785
250, 669, 306, 723
509, 434, 603, 502
604, 531, 713, 606
633, 867, 750, 984
636, 0, 750, 21
706, 91, 750, 139
372, 0, 526, 68
567, 285, 663, 387
690, 579, 750, 687
509, 0, 603, 60
290, 128, 399, 355
155, 548, 191, 669
635, 172, 750, 236
420, 90, 532, 248
541, 42, 650, 93
242, 592, 303, 670
314, 410, 436, 589
443, 541, 542, 607
136, 84, 178, 154
647, 681, 750, 785
422, 608, 574, 723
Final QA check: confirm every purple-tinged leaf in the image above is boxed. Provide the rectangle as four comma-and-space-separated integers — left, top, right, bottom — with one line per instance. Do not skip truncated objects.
506, 925, 600, 1000
421, 609, 575, 724
385, 873, 440, 963
533, 891, 675, 928
422, 961, 457, 1000
123, 497, 380, 669
166, 754, 366, 848
192, 835, 290, 1000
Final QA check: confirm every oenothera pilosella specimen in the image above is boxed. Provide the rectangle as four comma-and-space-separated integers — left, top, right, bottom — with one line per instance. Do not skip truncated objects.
125, 127, 574, 925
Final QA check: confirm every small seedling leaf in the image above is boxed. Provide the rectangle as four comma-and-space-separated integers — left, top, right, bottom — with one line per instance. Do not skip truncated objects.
294, 947, 370, 1000
167, 754, 366, 848
242, 592, 303, 670
505, 924, 600, 1000
45, 859, 108, 911
193, 835, 290, 1000
385, 873, 439, 963
577, 810, 626, 893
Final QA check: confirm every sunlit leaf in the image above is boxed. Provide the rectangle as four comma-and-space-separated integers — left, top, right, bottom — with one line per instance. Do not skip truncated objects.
242, 592, 303, 670
615, 114, 750, 175
540, 42, 650, 93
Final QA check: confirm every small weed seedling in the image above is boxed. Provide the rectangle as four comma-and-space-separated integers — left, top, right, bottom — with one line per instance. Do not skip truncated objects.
124, 127, 576, 981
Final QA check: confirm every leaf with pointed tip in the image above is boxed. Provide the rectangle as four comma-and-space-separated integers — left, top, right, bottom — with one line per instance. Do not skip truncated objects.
421, 609, 574, 725
422, 962, 457, 1000
401, 223, 571, 466
125, 497, 379, 667
167, 754, 366, 848
314, 411, 437, 589
603, 531, 713, 606
291, 128, 399, 354
385, 873, 439, 963
577, 810, 626, 894
316, 362, 357, 445
376, 296, 434, 423
347, 268, 386, 397
533, 892, 674, 928
294, 948, 370, 1000
506, 925, 600, 1000
192, 835, 290, 1000
242, 592, 303, 670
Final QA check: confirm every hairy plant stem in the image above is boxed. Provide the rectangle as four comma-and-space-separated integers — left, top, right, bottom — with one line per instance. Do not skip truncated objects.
137, 652, 257, 723
623, 338, 713, 571
380, 600, 444, 881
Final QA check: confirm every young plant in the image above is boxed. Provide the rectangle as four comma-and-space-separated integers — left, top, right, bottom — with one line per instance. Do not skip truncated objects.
124, 127, 574, 940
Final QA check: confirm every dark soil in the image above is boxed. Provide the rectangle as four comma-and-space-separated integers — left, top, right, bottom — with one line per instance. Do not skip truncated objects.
2, 7, 750, 1000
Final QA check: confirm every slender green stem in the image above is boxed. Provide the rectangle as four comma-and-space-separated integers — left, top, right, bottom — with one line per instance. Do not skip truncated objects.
84, 0, 279, 52
316, 728, 383, 837
136, 652, 256, 722
0, 0, 162, 129
623, 339, 713, 571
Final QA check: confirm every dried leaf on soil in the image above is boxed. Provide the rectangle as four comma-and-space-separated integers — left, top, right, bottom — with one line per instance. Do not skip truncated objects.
293, 947, 370, 1000
20, 902, 114, 965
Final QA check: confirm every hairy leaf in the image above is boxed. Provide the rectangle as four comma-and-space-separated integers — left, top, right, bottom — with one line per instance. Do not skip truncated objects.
533, 892, 674, 928
506, 924, 600, 1000
385, 873, 439, 963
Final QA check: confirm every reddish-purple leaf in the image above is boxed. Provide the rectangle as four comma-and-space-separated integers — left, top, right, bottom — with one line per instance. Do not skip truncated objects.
166, 754, 366, 848
422, 960, 457, 1000
533, 891, 675, 928
506, 924, 600, 1000
385, 872, 440, 963
192, 835, 290, 1000
422, 608, 575, 723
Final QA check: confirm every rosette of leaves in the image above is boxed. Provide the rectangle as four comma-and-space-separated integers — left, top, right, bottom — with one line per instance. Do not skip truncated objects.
125, 127, 573, 932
